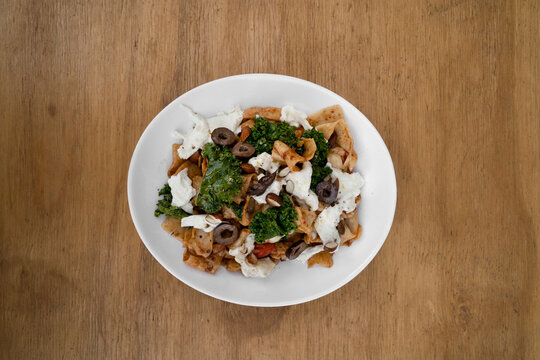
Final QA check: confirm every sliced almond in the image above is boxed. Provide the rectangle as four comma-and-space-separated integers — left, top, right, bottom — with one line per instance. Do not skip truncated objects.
240, 126, 251, 142
285, 180, 295, 194
266, 193, 283, 207
246, 197, 256, 215
278, 167, 291, 177
240, 163, 256, 173
323, 241, 338, 253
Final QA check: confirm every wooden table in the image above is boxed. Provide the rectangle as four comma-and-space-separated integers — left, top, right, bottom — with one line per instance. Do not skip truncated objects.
1, 1, 538, 358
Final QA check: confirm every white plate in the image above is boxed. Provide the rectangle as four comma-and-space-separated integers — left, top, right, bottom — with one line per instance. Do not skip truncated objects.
127, 74, 397, 307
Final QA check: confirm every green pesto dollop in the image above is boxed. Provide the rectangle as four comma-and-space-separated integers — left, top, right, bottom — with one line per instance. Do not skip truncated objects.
195, 143, 243, 214
154, 183, 190, 218
246, 115, 301, 155
301, 128, 332, 189
249, 194, 298, 243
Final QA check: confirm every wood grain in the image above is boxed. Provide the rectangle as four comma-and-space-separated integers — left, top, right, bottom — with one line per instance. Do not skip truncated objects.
1, 0, 538, 358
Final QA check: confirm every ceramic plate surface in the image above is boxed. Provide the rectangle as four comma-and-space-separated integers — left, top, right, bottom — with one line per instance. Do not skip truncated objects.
127, 74, 397, 307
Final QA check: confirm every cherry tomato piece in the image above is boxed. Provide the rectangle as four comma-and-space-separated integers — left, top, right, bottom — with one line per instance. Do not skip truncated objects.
252, 243, 276, 258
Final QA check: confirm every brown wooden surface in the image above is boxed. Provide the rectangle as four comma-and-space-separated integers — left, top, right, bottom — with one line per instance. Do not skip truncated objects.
1, 0, 538, 359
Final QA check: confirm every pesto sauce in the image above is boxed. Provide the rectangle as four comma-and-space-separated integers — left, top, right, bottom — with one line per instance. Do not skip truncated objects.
154, 184, 190, 218
195, 143, 243, 214
301, 128, 332, 189
246, 116, 301, 155
249, 194, 298, 243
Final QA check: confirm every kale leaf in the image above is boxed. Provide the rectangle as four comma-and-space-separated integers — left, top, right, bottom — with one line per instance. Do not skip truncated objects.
249, 194, 298, 243
301, 128, 332, 189
154, 184, 190, 218
246, 115, 300, 155
196, 143, 242, 213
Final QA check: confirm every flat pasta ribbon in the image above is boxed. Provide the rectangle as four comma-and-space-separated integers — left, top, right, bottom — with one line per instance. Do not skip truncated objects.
295, 206, 317, 234
307, 251, 334, 268
183, 228, 214, 258
307, 105, 344, 127
316, 119, 358, 172
167, 144, 185, 177
173, 160, 202, 178
183, 250, 223, 274
161, 216, 187, 241
271, 138, 317, 171
340, 209, 363, 246
243, 107, 282, 121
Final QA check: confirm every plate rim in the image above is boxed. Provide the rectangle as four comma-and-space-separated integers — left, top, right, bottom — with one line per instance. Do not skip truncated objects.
127, 73, 397, 307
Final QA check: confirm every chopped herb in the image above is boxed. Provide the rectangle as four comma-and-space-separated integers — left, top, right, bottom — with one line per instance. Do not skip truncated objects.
302, 128, 332, 189
246, 115, 301, 155
196, 143, 242, 213
249, 194, 298, 243
310, 166, 333, 189
229, 202, 244, 220
154, 184, 190, 218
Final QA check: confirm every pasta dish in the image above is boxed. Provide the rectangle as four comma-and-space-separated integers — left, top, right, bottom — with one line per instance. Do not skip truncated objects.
154, 104, 364, 277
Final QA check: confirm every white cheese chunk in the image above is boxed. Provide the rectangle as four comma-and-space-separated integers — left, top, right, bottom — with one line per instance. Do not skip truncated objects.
285, 162, 319, 211
313, 164, 365, 248
327, 163, 364, 212
175, 104, 211, 159
248, 152, 280, 173
181, 215, 221, 232
314, 205, 342, 246
167, 168, 196, 213
280, 105, 312, 130
206, 105, 243, 134
304, 191, 320, 212
295, 245, 324, 264
229, 234, 276, 278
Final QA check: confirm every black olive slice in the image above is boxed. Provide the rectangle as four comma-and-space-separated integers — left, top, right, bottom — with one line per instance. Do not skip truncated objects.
246, 197, 256, 215
213, 222, 239, 245
315, 181, 338, 203
231, 142, 255, 158
286, 240, 309, 260
247, 172, 276, 196
323, 241, 339, 253
211, 127, 236, 146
